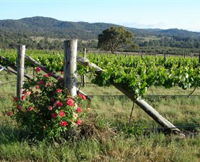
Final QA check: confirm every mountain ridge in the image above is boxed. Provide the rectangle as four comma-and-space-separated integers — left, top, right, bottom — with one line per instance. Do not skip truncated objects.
1, 16, 200, 40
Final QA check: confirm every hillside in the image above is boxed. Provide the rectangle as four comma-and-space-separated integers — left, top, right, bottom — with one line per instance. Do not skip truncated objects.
1, 16, 200, 40
0, 16, 119, 39
1, 16, 200, 52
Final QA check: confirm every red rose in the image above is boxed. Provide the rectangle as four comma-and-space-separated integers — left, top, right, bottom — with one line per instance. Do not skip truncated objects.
59, 121, 68, 127
27, 106, 33, 111
48, 106, 53, 111
54, 100, 63, 107
51, 113, 57, 118
58, 110, 65, 117
77, 93, 86, 100
6, 111, 13, 116
43, 73, 50, 78
56, 89, 62, 93
35, 67, 41, 72
66, 98, 75, 106
76, 119, 81, 125
21, 95, 26, 101
16, 105, 22, 110
76, 107, 81, 113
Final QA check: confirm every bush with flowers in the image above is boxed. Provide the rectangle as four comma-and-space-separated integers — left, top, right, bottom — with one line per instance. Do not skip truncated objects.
11, 67, 87, 140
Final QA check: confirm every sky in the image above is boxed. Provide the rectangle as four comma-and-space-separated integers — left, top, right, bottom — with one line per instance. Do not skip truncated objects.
0, 0, 200, 31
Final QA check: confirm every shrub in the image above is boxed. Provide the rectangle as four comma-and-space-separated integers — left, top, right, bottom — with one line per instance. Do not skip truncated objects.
11, 67, 87, 140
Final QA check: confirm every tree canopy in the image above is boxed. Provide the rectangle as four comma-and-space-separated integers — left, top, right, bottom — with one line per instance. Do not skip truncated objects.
98, 26, 133, 53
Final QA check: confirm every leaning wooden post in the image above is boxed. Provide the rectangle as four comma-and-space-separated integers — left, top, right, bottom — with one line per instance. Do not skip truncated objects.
77, 56, 184, 136
16, 45, 25, 99
64, 39, 78, 97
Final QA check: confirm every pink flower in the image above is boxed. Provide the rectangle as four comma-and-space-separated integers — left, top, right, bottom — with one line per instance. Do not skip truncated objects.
58, 110, 65, 117
22, 90, 31, 96
76, 119, 81, 125
35, 67, 41, 72
35, 85, 40, 89
56, 89, 62, 93
60, 71, 64, 74
54, 100, 63, 107
43, 73, 50, 78
59, 121, 68, 127
16, 105, 22, 110
51, 113, 57, 118
37, 80, 44, 85
6, 111, 13, 116
77, 93, 87, 100
66, 98, 75, 106
48, 106, 53, 111
76, 107, 81, 113
27, 106, 33, 111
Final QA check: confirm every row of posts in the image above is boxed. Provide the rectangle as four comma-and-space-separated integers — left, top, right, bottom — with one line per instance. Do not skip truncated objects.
17, 39, 80, 99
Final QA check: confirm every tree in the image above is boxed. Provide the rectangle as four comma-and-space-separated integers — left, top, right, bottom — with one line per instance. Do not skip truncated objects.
98, 26, 133, 53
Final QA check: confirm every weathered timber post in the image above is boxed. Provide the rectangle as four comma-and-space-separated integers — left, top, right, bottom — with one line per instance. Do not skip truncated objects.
64, 39, 78, 97
16, 45, 25, 99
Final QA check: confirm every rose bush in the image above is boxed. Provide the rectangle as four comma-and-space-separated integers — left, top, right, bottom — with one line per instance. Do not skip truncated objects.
11, 67, 87, 140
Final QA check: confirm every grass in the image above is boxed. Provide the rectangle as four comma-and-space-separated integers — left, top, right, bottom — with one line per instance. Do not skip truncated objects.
1, 71, 200, 161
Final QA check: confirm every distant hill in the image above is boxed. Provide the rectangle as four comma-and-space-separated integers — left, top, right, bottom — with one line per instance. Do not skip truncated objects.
0, 16, 119, 39
1, 16, 200, 40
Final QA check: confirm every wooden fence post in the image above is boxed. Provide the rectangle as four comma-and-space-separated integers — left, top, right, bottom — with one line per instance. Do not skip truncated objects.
199, 52, 200, 63
17, 45, 25, 99
64, 39, 78, 97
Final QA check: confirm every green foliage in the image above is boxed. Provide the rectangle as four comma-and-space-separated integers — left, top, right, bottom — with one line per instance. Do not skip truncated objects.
87, 54, 200, 98
98, 27, 133, 53
1, 50, 200, 99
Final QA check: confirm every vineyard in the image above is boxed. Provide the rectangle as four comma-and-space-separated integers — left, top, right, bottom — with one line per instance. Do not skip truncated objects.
1, 48, 200, 161
1, 49, 200, 98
